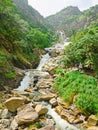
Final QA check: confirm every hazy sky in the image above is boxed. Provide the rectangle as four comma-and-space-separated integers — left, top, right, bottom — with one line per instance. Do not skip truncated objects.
28, 0, 98, 17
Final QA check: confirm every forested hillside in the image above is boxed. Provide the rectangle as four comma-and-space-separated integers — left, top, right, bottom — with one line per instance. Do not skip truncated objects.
0, 0, 56, 90
53, 7, 98, 116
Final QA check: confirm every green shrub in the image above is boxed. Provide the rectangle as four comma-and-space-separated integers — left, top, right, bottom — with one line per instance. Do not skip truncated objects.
54, 70, 98, 114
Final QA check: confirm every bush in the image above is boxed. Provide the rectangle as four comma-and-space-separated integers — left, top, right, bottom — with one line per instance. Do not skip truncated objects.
54, 70, 98, 114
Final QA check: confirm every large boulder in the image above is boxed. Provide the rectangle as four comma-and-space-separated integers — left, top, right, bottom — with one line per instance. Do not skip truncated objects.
39, 125, 55, 130
4, 97, 25, 112
35, 105, 48, 116
15, 104, 38, 125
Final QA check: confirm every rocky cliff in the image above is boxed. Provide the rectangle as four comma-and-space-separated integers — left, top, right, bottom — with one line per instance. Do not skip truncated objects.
46, 5, 98, 36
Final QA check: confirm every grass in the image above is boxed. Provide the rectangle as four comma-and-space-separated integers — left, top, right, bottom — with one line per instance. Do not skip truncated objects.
54, 70, 98, 115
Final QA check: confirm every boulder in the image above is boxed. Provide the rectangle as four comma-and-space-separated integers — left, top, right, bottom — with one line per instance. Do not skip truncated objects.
4, 97, 25, 112
88, 115, 98, 126
40, 94, 55, 101
15, 104, 38, 125
35, 105, 48, 116
49, 98, 58, 106
38, 125, 55, 130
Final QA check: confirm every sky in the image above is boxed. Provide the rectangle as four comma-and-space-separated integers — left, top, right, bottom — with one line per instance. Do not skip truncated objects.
28, 0, 98, 17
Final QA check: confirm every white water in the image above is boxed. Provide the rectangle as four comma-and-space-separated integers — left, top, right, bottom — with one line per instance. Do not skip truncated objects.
16, 37, 79, 130
16, 71, 31, 91
47, 104, 79, 130
37, 53, 50, 70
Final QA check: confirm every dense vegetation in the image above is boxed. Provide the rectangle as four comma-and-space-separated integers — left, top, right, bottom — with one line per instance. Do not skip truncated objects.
54, 20, 98, 115
63, 22, 98, 73
54, 70, 98, 114
0, 0, 57, 89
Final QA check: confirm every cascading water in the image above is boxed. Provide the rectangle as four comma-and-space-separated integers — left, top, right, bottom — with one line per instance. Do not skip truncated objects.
16, 36, 79, 130
37, 53, 50, 70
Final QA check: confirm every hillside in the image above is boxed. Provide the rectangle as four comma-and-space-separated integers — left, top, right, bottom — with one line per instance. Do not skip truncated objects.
0, 0, 56, 90
46, 5, 98, 36
12, 0, 44, 24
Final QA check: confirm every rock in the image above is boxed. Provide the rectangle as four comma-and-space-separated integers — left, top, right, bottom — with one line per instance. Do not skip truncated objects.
25, 88, 33, 93
88, 115, 98, 126
11, 90, 30, 97
73, 118, 83, 124
1, 109, 10, 119
40, 93, 55, 101
0, 119, 10, 128
48, 66, 57, 75
57, 97, 66, 106
45, 119, 55, 125
10, 119, 18, 130
39, 125, 55, 130
15, 104, 38, 125
49, 98, 58, 107
87, 126, 98, 130
37, 78, 53, 89
35, 105, 48, 116
55, 106, 63, 115
60, 109, 69, 121
4, 97, 25, 112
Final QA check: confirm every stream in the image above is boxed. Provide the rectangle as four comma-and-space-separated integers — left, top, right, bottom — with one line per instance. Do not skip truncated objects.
17, 40, 79, 130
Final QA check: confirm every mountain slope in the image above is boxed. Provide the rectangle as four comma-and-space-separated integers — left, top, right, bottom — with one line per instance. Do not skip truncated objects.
0, 0, 55, 90
12, 0, 44, 24
46, 5, 98, 36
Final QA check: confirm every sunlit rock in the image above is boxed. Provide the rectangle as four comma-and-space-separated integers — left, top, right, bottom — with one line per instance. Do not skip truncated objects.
4, 97, 25, 112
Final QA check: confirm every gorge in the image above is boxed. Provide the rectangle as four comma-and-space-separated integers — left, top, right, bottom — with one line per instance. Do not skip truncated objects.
0, 0, 98, 130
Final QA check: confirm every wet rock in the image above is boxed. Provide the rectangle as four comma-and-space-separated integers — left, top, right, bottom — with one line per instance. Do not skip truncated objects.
38, 125, 55, 130
49, 98, 58, 107
35, 105, 48, 116
88, 115, 98, 126
87, 126, 98, 130
4, 97, 25, 112
15, 104, 38, 125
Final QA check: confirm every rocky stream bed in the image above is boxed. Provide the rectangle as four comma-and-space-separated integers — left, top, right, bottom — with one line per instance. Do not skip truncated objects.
0, 41, 98, 130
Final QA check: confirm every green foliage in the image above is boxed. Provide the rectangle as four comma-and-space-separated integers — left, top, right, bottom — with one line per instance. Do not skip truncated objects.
0, 0, 57, 87
63, 22, 98, 73
27, 29, 51, 48
4, 70, 16, 79
54, 70, 98, 114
